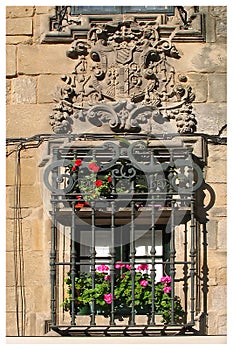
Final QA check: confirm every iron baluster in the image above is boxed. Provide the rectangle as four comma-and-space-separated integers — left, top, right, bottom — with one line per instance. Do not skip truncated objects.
110, 201, 116, 325
170, 199, 176, 325
190, 196, 196, 325
183, 223, 188, 324
130, 201, 136, 326
90, 203, 96, 325
201, 223, 209, 334
70, 202, 77, 325
50, 148, 59, 326
50, 199, 57, 326
150, 174, 156, 325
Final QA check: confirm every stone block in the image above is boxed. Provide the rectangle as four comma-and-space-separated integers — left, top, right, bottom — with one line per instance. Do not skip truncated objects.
33, 287, 50, 312
6, 18, 33, 36
216, 267, 227, 285
6, 312, 18, 336
185, 73, 208, 103
18, 44, 75, 75
207, 311, 217, 335
38, 75, 64, 103
6, 36, 33, 45
208, 285, 227, 310
6, 219, 14, 252
204, 9, 216, 43
208, 251, 227, 281
206, 220, 217, 249
33, 13, 50, 43
6, 218, 32, 252
208, 206, 226, 218
6, 207, 32, 220
175, 43, 226, 73
6, 104, 53, 137
6, 6, 34, 18
20, 148, 38, 159
208, 74, 226, 103
20, 158, 38, 185
6, 79, 11, 104
23, 251, 49, 286
6, 45, 17, 77
217, 313, 227, 335
208, 144, 227, 162
6, 157, 37, 186
210, 7, 227, 42
36, 6, 54, 15
20, 185, 43, 208
6, 250, 14, 273
194, 103, 226, 135
27, 312, 36, 336
7, 184, 42, 208
6, 287, 20, 312
208, 183, 227, 207
31, 219, 45, 251
12, 77, 37, 104
205, 161, 226, 183
217, 218, 227, 250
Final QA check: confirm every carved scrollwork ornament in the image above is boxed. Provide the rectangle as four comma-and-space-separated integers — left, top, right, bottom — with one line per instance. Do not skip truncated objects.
49, 16, 197, 134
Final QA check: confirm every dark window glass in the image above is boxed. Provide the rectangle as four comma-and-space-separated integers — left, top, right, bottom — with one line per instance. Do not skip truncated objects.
70, 6, 174, 16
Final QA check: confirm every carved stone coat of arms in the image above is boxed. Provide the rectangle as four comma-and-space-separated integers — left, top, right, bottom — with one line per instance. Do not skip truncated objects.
49, 18, 197, 134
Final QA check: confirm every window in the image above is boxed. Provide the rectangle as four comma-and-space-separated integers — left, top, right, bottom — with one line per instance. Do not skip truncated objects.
70, 6, 175, 16
44, 137, 206, 336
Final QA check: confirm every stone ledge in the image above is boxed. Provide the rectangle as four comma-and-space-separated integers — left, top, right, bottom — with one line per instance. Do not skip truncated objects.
5, 336, 227, 344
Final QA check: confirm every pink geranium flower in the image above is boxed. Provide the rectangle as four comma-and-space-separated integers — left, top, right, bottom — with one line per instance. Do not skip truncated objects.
140, 279, 149, 287
160, 276, 172, 284
104, 293, 112, 304
125, 264, 131, 270
115, 261, 125, 269
96, 265, 109, 272
163, 286, 172, 294
104, 275, 111, 281
136, 264, 149, 272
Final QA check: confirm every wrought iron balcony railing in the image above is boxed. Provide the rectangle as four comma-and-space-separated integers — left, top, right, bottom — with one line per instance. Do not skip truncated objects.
43, 138, 207, 336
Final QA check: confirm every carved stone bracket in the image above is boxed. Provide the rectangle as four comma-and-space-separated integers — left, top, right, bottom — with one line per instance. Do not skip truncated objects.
49, 15, 197, 135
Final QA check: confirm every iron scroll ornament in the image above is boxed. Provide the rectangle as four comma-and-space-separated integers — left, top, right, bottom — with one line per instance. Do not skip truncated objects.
43, 141, 203, 196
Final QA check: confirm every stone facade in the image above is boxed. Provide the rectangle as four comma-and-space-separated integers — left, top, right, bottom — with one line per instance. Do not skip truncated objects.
6, 6, 227, 336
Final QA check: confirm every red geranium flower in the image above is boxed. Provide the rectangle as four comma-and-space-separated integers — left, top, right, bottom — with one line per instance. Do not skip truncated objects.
107, 176, 112, 183
95, 180, 103, 187
75, 159, 82, 166
88, 162, 100, 172
75, 202, 84, 208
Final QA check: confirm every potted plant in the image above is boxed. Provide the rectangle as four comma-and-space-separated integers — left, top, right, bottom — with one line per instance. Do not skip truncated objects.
66, 157, 150, 210
62, 263, 185, 324
66, 158, 113, 209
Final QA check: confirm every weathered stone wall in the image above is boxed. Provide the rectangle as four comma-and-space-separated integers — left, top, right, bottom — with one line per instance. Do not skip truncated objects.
6, 6, 227, 336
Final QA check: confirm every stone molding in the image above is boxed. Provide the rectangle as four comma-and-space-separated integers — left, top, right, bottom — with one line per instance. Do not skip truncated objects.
41, 6, 205, 43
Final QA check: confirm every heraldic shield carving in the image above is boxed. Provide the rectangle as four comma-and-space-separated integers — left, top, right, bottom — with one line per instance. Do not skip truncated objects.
49, 18, 197, 134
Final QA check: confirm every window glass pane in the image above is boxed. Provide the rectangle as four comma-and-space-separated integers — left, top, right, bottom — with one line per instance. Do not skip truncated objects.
70, 6, 174, 16
70, 6, 121, 15
123, 6, 174, 14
